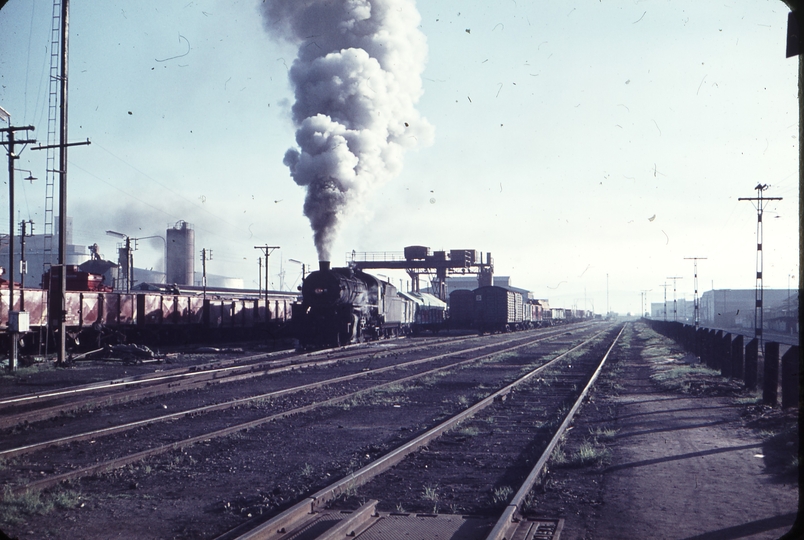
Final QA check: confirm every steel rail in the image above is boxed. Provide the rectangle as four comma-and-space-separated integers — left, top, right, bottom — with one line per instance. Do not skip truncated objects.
0, 354, 344, 430
0, 333, 498, 428
0, 323, 589, 431
485, 323, 627, 540
0, 324, 582, 460
216, 326, 615, 540
0, 350, 295, 407
7, 324, 608, 498
0, 323, 591, 409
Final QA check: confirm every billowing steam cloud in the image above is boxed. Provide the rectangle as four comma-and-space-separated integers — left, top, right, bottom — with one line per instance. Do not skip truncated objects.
261, 0, 433, 261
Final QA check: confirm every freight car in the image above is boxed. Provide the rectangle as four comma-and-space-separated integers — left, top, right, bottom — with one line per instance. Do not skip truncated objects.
448, 286, 526, 333
473, 285, 525, 333
292, 262, 414, 350
448, 289, 475, 329
399, 290, 447, 334
449, 287, 572, 331
0, 279, 297, 354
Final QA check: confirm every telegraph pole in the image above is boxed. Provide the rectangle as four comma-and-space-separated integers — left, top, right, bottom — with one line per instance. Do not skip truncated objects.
254, 246, 279, 301
201, 248, 212, 301
738, 184, 782, 346
257, 258, 262, 295
1, 124, 36, 371
640, 290, 652, 318
660, 282, 670, 321
667, 276, 683, 322
684, 257, 707, 329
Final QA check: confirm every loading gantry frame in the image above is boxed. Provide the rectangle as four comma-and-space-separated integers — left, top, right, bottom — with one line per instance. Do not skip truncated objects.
346, 246, 493, 301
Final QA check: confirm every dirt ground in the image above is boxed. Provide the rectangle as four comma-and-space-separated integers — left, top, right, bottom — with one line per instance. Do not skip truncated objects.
528, 322, 800, 540
0, 324, 798, 540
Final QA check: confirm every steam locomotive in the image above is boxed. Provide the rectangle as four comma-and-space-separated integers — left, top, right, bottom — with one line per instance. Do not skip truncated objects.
292, 262, 595, 349
292, 262, 416, 349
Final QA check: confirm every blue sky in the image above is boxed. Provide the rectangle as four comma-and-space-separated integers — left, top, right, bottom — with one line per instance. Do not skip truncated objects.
0, 0, 799, 314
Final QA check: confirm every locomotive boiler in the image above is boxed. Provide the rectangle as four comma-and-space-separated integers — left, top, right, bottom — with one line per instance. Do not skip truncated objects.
293, 262, 413, 349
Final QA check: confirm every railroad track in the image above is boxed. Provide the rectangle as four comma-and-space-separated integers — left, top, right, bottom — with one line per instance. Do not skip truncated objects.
0, 330, 528, 429
0, 323, 599, 502
213, 323, 626, 540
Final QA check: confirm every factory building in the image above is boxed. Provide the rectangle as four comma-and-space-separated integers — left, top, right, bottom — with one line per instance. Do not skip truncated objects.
0, 216, 92, 288
650, 289, 798, 335
0, 218, 242, 291
699, 289, 797, 334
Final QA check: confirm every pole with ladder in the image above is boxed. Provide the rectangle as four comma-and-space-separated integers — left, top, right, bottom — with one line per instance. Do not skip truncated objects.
666, 276, 683, 322
684, 257, 707, 329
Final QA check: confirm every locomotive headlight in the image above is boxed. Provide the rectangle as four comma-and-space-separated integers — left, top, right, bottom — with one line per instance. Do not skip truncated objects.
315, 288, 325, 294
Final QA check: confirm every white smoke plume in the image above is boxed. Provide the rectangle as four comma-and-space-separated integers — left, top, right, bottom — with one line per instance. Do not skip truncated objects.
261, 0, 434, 262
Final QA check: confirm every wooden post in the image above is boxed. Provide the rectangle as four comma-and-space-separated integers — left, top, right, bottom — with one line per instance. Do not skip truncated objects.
781, 345, 799, 409
745, 338, 758, 390
721, 333, 732, 378
731, 334, 744, 380
713, 330, 723, 370
762, 342, 780, 406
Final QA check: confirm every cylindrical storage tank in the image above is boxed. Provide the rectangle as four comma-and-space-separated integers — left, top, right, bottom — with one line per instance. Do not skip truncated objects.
166, 221, 194, 285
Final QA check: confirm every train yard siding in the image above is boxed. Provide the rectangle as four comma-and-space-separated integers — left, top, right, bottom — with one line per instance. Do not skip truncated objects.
529, 322, 799, 540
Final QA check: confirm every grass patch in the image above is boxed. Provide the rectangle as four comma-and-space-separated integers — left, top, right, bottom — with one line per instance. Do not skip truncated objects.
734, 395, 761, 406
0, 485, 82, 526
454, 425, 480, 437
573, 441, 611, 466
589, 426, 618, 441
422, 484, 440, 513
492, 485, 514, 505
651, 364, 720, 392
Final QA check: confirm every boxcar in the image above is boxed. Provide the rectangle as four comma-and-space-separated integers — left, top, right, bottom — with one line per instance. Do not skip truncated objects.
474, 286, 524, 333
448, 289, 476, 329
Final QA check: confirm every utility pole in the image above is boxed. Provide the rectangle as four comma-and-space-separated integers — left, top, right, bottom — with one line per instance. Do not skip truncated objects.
29, 0, 91, 364
1, 124, 36, 371
201, 248, 212, 301
660, 282, 670, 321
640, 290, 652, 318
667, 276, 683, 322
257, 258, 262, 295
738, 184, 782, 346
684, 257, 707, 329
254, 246, 279, 301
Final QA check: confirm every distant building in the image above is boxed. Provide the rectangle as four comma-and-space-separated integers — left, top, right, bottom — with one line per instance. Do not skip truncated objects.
0, 216, 94, 288
699, 289, 797, 334
650, 289, 798, 335
650, 298, 694, 322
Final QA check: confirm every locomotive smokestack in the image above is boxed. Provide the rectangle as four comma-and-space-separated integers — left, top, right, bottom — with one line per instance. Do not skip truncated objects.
319, 261, 331, 272
260, 0, 434, 261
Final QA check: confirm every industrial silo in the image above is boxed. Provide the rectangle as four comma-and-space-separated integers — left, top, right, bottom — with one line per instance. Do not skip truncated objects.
166, 221, 194, 285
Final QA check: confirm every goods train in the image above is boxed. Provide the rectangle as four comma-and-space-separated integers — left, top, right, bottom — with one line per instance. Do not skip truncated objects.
2, 262, 589, 354
291, 262, 447, 350
0, 266, 297, 354
449, 286, 543, 333
291, 263, 589, 349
